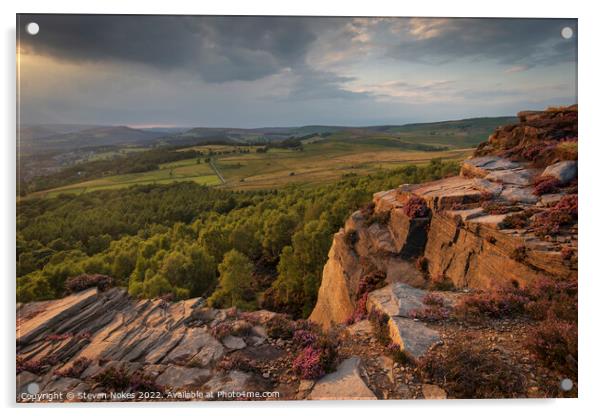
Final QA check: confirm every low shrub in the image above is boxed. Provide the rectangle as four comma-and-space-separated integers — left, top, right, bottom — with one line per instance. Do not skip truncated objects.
526, 319, 577, 375
292, 329, 318, 347
453, 277, 577, 323
356, 272, 386, 297
422, 293, 446, 307
217, 355, 260, 374
453, 289, 529, 321
93, 365, 132, 391
345, 292, 368, 325
65, 274, 113, 293
265, 314, 296, 339
55, 357, 92, 378
292, 346, 326, 380
533, 176, 562, 196
532, 195, 578, 237
368, 308, 391, 345
129, 372, 164, 393
386, 342, 413, 365
292, 328, 339, 380
418, 339, 526, 398
16, 355, 58, 375
499, 211, 535, 230
403, 196, 429, 219
410, 293, 451, 322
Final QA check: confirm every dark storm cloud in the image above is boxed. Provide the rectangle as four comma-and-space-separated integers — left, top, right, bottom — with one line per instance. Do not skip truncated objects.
18, 14, 320, 83
386, 18, 577, 67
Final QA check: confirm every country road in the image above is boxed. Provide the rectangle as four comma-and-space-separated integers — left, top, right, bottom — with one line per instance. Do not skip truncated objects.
209, 159, 226, 184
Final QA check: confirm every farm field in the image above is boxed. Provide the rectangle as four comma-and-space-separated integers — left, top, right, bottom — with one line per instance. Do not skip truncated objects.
26, 135, 472, 198
28, 158, 221, 198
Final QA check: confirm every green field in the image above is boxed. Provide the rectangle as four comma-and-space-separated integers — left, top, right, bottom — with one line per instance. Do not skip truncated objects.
28, 144, 469, 200
30, 158, 221, 198
25, 125, 486, 199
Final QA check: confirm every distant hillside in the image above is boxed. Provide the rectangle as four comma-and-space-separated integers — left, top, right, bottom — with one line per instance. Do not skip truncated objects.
163, 117, 516, 148
19, 124, 103, 142
20, 125, 162, 154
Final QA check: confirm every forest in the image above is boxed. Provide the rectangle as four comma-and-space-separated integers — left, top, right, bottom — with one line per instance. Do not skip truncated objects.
17, 159, 459, 318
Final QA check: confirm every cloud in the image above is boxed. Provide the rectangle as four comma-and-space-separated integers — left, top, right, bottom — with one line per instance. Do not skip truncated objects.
384, 18, 577, 67
18, 15, 319, 83
504, 65, 530, 74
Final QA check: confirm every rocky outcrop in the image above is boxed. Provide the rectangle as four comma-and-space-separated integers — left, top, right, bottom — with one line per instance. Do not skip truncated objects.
311, 106, 578, 329
16, 288, 301, 402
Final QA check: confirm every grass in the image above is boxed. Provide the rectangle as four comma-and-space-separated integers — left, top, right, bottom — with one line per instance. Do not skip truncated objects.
26, 159, 221, 198
25, 136, 472, 198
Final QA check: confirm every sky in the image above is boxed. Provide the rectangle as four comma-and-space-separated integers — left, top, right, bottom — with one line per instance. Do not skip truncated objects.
17, 15, 577, 128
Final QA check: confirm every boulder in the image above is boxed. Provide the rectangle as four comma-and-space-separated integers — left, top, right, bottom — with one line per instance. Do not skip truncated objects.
422, 384, 447, 399
461, 156, 520, 178
155, 365, 211, 389
500, 186, 539, 204
387, 317, 440, 360
542, 160, 577, 184
366, 283, 427, 318
485, 169, 535, 186
162, 328, 222, 365
308, 357, 376, 400
222, 335, 246, 350
471, 178, 503, 197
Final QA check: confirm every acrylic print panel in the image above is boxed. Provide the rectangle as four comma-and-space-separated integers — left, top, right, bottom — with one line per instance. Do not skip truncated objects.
16, 14, 578, 402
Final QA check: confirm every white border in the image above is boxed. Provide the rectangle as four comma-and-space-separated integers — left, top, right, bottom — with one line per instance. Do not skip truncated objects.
2, 1, 600, 415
